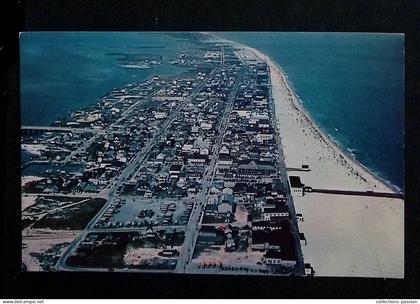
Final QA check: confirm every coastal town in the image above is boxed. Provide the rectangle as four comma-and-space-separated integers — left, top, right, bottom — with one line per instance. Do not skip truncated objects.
21, 33, 404, 278
21, 37, 308, 276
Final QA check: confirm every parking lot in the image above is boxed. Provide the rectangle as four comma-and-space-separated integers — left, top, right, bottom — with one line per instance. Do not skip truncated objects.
94, 197, 196, 229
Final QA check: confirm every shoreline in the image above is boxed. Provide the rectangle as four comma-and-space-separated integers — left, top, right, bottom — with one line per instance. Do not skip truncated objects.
216, 37, 404, 277
269, 56, 402, 194
216, 36, 400, 194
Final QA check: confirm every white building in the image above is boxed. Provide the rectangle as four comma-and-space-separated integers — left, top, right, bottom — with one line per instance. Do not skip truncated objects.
289, 176, 304, 197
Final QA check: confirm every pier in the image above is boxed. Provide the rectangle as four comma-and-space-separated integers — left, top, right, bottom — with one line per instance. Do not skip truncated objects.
307, 188, 404, 199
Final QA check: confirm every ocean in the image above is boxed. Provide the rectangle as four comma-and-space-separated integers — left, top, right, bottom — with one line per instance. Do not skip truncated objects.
215, 32, 404, 192
20, 32, 194, 126
20, 32, 404, 191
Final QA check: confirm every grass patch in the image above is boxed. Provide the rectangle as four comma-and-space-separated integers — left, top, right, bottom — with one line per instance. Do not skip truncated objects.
32, 198, 106, 230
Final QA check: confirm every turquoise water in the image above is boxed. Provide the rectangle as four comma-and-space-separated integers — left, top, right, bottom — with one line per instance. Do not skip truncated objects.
216, 32, 404, 191
20, 32, 404, 191
20, 32, 193, 126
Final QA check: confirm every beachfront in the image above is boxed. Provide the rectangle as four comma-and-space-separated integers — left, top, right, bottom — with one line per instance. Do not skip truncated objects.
238, 43, 404, 278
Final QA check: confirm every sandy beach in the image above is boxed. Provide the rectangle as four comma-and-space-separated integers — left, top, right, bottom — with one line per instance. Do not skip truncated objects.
22, 229, 80, 271
21, 195, 39, 211
224, 39, 404, 278
22, 175, 44, 187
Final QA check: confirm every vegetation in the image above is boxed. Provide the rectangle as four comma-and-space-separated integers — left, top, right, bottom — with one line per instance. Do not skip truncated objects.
32, 198, 106, 230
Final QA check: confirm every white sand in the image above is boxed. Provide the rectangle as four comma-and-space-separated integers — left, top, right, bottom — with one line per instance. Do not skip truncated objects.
21, 175, 44, 187
21, 195, 39, 211
123, 246, 181, 266
22, 229, 80, 271
233, 205, 249, 227
221, 38, 404, 278
21, 144, 46, 156
295, 193, 404, 278
193, 245, 264, 266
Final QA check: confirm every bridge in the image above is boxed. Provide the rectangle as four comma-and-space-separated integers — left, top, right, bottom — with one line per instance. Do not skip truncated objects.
307, 188, 404, 199
22, 126, 103, 135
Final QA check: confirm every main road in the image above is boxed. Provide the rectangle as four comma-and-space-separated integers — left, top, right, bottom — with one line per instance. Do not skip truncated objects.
177, 55, 246, 273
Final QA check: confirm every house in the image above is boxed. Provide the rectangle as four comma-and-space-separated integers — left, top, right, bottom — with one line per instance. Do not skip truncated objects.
204, 203, 218, 217
251, 229, 282, 251
158, 173, 168, 184
217, 155, 233, 170
186, 168, 204, 182
271, 179, 286, 198
154, 112, 168, 120
262, 205, 290, 221
252, 220, 283, 232
256, 132, 274, 143
225, 238, 236, 252
187, 154, 207, 166
289, 176, 304, 196
299, 233, 307, 246
200, 122, 213, 130
182, 144, 199, 154
279, 245, 297, 268
263, 250, 283, 265
263, 246, 297, 268
305, 263, 315, 276
237, 159, 276, 178
251, 220, 293, 251
218, 202, 233, 220
219, 145, 230, 155
169, 164, 183, 178
234, 109, 252, 118
217, 193, 235, 220
197, 226, 224, 245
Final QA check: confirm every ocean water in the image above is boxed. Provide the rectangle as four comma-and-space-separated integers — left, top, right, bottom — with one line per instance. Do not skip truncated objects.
20, 32, 193, 126
215, 32, 404, 191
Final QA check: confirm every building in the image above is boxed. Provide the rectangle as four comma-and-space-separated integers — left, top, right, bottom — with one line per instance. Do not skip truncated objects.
251, 229, 283, 251
154, 112, 167, 119
204, 203, 218, 217
262, 205, 290, 221
251, 220, 283, 232
197, 226, 224, 245
169, 164, 183, 179
289, 176, 304, 196
263, 249, 297, 268
263, 250, 283, 265
217, 193, 235, 222
237, 160, 276, 178
187, 154, 208, 166
271, 179, 286, 198
299, 233, 307, 246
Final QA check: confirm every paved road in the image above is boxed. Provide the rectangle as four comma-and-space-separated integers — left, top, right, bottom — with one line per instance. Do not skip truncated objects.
266, 64, 306, 276
178, 57, 246, 274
